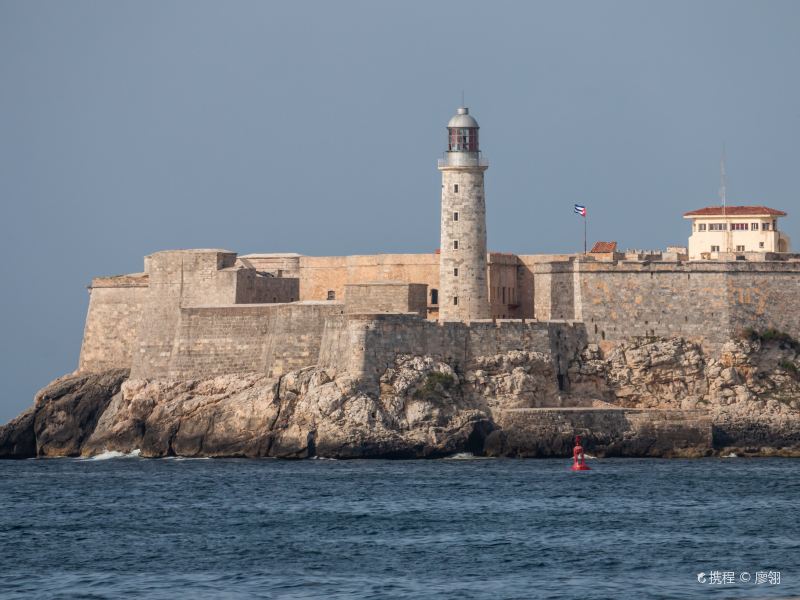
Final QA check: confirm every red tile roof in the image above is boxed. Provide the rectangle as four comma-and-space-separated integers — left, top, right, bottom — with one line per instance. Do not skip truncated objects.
590, 241, 617, 253
683, 205, 787, 217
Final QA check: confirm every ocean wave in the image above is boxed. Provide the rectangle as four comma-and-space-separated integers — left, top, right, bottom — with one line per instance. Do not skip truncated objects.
443, 452, 494, 460
88, 449, 141, 460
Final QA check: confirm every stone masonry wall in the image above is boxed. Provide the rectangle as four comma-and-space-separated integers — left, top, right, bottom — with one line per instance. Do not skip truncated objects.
726, 267, 800, 337
317, 314, 586, 390
235, 271, 298, 304
572, 260, 800, 346
168, 302, 343, 379
131, 250, 239, 379
78, 276, 149, 372
345, 282, 427, 318
298, 254, 440, 314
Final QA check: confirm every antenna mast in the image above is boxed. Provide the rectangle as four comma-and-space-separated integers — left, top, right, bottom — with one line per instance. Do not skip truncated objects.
720, 146, 731, 252
719, 147, 727, 207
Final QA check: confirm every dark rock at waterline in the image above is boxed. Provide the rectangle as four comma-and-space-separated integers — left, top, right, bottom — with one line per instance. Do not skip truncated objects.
0, 369, 128, 458
0, 407, 36, 459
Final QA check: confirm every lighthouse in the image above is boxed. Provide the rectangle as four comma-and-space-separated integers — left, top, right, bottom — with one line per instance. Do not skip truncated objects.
437, 106, 490, 322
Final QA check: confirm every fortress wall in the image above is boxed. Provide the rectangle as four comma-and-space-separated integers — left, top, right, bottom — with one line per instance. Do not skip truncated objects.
517, 254, 578, 321
576, 261, 732, 345
234, 271, 298, 304
167, 302, 344, 379
725, 265, 800, 338
131, 250, 242, 379
573, 260, 800, 345
78, 277, 149, 372
298, 254, 439, 316
168, 305, 276, 378
344, 282, 427, 318
531, 261, 576, 321
318, 314, 585, 389
262, 303, 344, 377
487, 253, 520, 319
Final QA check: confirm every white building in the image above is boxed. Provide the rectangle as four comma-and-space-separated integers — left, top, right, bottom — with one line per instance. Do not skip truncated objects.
683, 205, 790, 260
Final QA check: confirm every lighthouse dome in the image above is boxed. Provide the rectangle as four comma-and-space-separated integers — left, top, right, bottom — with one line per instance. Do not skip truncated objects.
447, 106, 479, 129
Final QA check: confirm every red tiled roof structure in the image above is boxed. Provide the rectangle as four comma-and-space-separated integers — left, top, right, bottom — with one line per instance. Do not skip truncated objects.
590, 241, 617, 253
683, 206, 787, 217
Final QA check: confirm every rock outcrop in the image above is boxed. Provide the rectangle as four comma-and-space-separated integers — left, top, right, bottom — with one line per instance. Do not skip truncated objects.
3, 335, 798, 459
0, 370, 128, 458
568, 335, 800, 454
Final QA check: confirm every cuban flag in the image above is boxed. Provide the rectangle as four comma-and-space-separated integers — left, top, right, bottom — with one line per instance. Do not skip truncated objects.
574, 204, 587, 217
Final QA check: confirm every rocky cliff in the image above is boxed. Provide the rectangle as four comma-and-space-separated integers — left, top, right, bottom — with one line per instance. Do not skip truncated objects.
568, 332, 800, 454
2, 333, 798, 459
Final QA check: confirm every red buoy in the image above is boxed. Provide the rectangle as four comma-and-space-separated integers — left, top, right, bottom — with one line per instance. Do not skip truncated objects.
571, 435, 591, 471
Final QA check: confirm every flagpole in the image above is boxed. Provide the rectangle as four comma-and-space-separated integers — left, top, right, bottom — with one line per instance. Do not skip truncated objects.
584, 214, 587, 255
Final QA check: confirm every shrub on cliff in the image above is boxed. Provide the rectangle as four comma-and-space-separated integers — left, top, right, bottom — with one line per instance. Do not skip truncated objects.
413, 372, 456, 401
779, 360, 799, 380
741, 328, 800, 352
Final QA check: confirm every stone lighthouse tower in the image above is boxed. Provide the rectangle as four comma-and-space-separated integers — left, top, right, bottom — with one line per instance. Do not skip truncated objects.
437, 106, 490, 322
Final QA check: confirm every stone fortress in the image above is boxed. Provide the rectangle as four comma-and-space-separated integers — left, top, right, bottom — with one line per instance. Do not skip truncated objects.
79, 106, 799, 380
35, 105, 796, 459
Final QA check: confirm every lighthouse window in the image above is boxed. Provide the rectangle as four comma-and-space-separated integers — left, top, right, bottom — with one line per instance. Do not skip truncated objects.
454, 184, 459, 193
453, 240, 459, 249
448, 128, 479, 152
453, 211, 459, 221
698, 223, 706, 231
431, 289, 438, 305
326, 290, 335, 301
453, 296, 458, 306
453, 268, 458, 276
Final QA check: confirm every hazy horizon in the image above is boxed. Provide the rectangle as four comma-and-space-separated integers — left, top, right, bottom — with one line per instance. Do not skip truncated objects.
1, 0, 799, 422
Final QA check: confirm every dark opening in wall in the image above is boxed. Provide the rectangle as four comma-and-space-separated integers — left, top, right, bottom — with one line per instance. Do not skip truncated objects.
601, 330, 606, 340
557, 373, 565, 391
431, 289, 438, 305
327, 290, 335, 300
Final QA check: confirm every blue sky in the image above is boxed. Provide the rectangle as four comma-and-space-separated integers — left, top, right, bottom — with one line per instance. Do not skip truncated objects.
1, 0, 798, 421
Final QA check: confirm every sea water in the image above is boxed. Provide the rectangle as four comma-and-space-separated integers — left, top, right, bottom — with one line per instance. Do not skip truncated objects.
0, 456, 798, 599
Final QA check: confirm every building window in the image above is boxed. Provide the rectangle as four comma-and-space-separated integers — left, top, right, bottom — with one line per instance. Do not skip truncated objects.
731, 223, 748, 231
752, 223, 760, 230
763, 222, 771, 231
759, 242, 765, 248
709, 223, 727, 231
502, 287, 506, 303
736, 245, 745, 252
453, 211, 459, 221
454, 184, 459, 193
431, 289, 438, 305
453, 240, 459, 249
773, 220, 778, 230
453, 268, 458, 276
711, 245, 720, 252
698, 223, 707, 231
327, 290, 335, 300
453, 296, 458, 306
